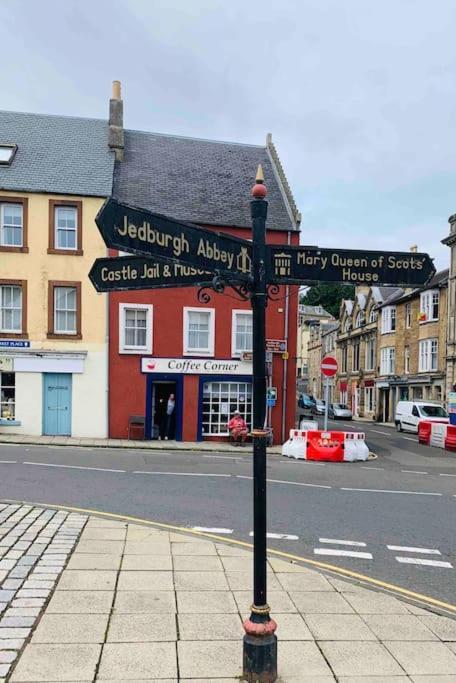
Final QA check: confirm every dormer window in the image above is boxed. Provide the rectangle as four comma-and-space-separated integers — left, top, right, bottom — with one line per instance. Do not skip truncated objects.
0, 144, 17, 165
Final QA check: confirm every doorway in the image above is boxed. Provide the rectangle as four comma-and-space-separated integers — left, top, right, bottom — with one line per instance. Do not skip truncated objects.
152, 381, 177, 440
43, 373, 72, 436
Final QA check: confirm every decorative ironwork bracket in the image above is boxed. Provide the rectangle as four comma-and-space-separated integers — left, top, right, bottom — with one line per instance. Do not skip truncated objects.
197, 275, 253, 303
266, 283, 280, 301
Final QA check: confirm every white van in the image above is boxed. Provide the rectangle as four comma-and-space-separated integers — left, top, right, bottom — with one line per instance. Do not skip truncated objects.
395, 401, 449, 433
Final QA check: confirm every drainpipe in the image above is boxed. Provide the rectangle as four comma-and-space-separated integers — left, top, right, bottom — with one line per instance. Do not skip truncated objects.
281, 230, 291, 442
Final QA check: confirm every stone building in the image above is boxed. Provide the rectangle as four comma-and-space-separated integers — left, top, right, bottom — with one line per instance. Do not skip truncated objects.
442, 214, 456, 396
296, 304, 333, 391
307, 320, 339, 401
337, 286, 395, 418
376, 270, 448, 422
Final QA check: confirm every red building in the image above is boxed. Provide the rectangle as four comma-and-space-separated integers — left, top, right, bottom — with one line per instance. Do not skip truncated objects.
107, 92, 300, 444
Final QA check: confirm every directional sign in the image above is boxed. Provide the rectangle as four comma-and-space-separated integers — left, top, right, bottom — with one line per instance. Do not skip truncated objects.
96, 198, 252, 281
268, 246, 435, 287
89, 256, 215, 293
321, 356, 338, 377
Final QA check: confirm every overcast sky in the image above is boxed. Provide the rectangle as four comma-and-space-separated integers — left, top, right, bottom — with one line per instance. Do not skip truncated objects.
2, 0, 455, 269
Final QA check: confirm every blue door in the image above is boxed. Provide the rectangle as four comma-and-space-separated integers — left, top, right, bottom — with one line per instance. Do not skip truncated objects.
43, 373, 72, 436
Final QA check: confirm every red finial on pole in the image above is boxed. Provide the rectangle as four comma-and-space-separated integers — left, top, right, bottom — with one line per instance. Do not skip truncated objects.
251, 164, 267, 198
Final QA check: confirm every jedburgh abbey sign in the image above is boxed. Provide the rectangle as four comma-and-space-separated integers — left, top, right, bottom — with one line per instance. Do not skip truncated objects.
141, 357, 253, 375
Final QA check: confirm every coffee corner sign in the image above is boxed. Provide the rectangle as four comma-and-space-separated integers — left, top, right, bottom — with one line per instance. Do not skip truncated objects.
141, 357, 253, 375
90, 198, 436, 293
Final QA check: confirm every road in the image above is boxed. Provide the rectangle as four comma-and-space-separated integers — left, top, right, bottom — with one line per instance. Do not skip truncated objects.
0, 419, 455, 610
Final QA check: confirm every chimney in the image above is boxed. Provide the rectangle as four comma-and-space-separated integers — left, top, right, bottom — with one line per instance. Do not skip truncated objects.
410, 245, 418, 253
109, 80, 124, 161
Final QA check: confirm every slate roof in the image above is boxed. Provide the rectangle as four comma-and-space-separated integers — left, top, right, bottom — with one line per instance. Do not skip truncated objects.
113, 129, 297, 231
0, 111, 114, 197
322, 321, 340, 335
299, 304, 332, 317
392, 268, 449, 304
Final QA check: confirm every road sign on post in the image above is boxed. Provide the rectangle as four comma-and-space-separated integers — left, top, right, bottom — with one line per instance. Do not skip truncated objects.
89, 255, 214, 292
268, 245, 435, 287
95, 197, 253, 281
321, 356, 338, 432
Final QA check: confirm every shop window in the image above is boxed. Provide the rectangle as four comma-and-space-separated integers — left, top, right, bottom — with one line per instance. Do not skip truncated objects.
0, 281, 27, 337
0, 198, 28, 252
419, 290, 439, 323
48, 200, 83, 255
119, 303, 153, 354
380, 347, 395, 375
184, 307, 214, 356
419, 338, 438, 372
47, 281, 81, 339
0, 372, 15, 419
232, 310, 252, 357
381, 306, 396, 334
202, 381, 252, 436
364, 387, 375, 413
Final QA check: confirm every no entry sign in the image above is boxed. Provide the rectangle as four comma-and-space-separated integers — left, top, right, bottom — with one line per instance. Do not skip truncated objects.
321, 356, 338, 377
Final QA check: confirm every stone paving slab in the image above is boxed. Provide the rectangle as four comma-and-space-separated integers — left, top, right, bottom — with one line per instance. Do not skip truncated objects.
2, 502, 456, 682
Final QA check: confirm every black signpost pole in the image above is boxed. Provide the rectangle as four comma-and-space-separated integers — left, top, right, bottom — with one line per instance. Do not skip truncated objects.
242, 167, 277, 682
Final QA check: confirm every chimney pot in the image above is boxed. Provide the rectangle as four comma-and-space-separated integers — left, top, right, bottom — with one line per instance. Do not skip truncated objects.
410, 244, 417, 253
112, 80, 121, 100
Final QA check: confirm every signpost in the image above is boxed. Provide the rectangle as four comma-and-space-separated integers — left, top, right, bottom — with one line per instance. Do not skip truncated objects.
321, 356, 338, 431
268, 245, 435, 287
90, 170, 435, 683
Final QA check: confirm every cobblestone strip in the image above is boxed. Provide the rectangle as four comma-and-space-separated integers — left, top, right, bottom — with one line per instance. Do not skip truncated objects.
0, 502, 87, 679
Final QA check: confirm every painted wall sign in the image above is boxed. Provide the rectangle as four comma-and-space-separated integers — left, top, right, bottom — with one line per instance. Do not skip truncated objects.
89, 256, 214, 292
96, 198, 252, 281
0, 357, 13, 372
265, 339, 287, 353
141, 357, 253, 375
268, 246, 435, 287
0, 340, 31, 348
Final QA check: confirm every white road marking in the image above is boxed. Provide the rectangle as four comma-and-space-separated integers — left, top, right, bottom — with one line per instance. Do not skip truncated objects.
341, 487, 442, 496
202, 455, 242, 460
192, 526, 233, 534
23, 461, 125, 473
314, 548, 373, 559
440, 473, 456, 477
396, 557, 453, 568
401, 470, 428, 475
370, 429, 391, 435
249, 532, 299, 540
342, 423, 354, 428
387, 545, 441, 555
0, 460, 17, 464
133, 471, 230, 477
360, 466, 384, 471
402, 437, 417, 442
267, 477, 331, 489
319, 538, 367, 547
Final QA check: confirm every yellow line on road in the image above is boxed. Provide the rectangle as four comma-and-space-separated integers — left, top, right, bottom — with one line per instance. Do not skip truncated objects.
5, 498, 456, 615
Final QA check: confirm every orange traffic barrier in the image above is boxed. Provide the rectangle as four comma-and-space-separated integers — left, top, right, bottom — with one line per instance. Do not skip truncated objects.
418, 420, 432, 445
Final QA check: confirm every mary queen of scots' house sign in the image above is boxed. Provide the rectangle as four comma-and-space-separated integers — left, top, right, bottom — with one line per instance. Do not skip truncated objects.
141, 357, 253, 375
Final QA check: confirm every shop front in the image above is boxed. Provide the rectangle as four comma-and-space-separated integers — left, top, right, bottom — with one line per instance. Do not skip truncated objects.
141, 357, 253, 442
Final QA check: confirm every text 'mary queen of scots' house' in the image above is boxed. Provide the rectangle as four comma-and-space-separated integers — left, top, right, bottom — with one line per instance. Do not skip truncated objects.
107, 85, 300, 444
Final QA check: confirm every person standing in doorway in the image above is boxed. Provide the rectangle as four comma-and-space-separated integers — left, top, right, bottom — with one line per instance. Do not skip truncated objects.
165, 393, 176, 440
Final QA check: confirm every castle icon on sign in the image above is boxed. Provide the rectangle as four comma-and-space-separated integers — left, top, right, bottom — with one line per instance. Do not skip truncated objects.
236, 247, 252, 274
273, 252, 291, 276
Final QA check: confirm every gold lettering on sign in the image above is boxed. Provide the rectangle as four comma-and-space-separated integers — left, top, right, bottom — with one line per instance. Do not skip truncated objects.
196, 239, 234, 269
116, 217, 190, 258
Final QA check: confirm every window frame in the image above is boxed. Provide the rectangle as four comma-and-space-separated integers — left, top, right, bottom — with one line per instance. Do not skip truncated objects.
0, 196, 28, 253
368, 307, 377, 324
404, 346, 410, 374
0, 371, 16, 420
419, 338, 438, 372
48, 200, 83, 255
201, 380, 252, 436
405, 302, 411, 329
420, 290, 439, 323
183, 307, 215, 356
47, 281, 82, 339
355, 311, 365, 328
352, 339, 360, 371
364, 386, 375, 413
380, 346, 395, 375
365, 337, 376, 371
0, 279, 27, 339
231, 309, 253, 358
119, 303, 153, 354
381, 306, 396, 334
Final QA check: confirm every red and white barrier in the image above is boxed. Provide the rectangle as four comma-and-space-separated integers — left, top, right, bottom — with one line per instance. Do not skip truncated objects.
418, 420, 456, 452
282, 429, 369, 462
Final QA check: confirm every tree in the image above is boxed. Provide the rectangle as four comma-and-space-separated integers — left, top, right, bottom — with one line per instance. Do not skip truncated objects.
300, 283, 355, 319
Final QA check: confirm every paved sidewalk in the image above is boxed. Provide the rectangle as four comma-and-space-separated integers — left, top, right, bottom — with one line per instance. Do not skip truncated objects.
1, 503, 456, 681
0, 433, 282, 455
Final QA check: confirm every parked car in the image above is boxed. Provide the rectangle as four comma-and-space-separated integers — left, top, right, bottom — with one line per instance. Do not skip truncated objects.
395, 401, 449, 433
298, 393, 315, 410
312, 399, 326, 415
328, 403, 353, 420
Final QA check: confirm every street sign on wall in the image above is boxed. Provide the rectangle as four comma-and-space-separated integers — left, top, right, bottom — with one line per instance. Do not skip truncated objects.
265, 339, 287, 353
96, 198, 253, 281
321, 356, 338, 377
268, 246, 435, 287
89, 255, 214, 292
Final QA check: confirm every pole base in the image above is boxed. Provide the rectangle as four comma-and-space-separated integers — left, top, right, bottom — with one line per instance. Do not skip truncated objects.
242, 632, 277, 683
